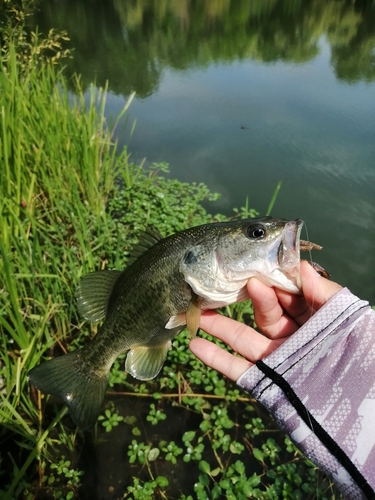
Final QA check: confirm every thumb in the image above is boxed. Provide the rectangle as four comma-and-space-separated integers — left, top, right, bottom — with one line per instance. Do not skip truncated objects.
300, 260, 342, 311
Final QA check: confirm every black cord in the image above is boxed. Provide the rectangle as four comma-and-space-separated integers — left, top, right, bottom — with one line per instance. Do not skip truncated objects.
256, 359, 375, 500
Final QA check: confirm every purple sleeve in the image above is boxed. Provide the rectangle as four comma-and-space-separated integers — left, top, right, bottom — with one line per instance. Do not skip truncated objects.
237, 288, 375, 500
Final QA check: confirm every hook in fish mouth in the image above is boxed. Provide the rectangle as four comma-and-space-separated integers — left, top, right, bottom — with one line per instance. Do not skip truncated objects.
278, 219, 323, 268
299, 240, 330, 278
277, 219, 330, 281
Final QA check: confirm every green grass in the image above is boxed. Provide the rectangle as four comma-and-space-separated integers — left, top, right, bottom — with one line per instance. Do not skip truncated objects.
0, 44, 125, 498
0, 7, 342, 499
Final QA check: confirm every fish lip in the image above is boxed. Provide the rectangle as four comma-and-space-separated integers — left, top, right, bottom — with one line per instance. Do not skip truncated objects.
278, 219, 304, 269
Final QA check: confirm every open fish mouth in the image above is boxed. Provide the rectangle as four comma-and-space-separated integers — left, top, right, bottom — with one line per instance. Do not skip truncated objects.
278, 219, 304, 270
277, 219, 327, 288
278, 219, 323, 269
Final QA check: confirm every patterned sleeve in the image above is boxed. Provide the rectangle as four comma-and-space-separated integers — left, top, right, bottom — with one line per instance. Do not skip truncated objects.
237, 288, 375, 500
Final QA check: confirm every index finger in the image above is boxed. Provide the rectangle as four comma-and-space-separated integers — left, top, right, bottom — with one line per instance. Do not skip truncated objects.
247, 261, 342, 339
199, 310, 284, 362
189, 337, 252, 381
247, 278, 305, 339
274, 261, 342, 325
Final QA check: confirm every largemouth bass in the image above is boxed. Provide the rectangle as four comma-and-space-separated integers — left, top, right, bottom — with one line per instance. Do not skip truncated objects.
28, 216, 320, 430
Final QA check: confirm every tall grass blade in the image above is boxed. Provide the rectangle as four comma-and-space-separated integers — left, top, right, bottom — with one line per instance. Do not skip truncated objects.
266, 181, 282, 216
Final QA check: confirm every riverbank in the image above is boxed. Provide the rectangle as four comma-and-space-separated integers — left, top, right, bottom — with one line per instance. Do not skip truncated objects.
0, 5, 341, 498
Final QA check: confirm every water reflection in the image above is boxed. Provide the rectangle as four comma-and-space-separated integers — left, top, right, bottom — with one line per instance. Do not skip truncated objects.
32, 0, 375, 304
33, 0, 375, 93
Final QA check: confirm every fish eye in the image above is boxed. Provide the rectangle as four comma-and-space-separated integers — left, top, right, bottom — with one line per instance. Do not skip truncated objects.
184, 250, 197, 265
246, 224, 266, 239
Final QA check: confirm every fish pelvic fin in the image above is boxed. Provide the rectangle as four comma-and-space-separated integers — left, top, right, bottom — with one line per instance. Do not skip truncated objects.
77, 270, 122, 322
186, 293, 201, 337
28, 349, 109, 431
125, 342, 172, 380
165, 313, 186, 329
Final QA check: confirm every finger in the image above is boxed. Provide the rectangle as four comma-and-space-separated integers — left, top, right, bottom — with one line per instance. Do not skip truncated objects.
247, 278, 301, 338
248, 261, 343, 334
189, 337, 251, 381
274, 286, 313, 328
199, 310, 283, 362
275, 261, 342, 326
300, 260, 342, 310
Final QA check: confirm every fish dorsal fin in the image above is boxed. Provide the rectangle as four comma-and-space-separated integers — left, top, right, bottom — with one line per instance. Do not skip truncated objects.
127, 226, 164, 265
77, 270, 122, 322
125, 342, 172, 380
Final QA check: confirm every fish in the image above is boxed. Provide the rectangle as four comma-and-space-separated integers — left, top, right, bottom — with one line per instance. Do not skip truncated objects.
28, 216, 321, 430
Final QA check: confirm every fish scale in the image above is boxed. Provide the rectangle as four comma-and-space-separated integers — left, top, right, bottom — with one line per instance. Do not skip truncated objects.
28, 216, 322, 430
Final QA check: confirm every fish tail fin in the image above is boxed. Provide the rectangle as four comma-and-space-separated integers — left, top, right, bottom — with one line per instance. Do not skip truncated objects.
28, 349, 109, 431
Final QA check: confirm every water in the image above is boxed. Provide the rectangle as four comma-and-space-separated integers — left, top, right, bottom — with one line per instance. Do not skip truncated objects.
33, 0, 375, 303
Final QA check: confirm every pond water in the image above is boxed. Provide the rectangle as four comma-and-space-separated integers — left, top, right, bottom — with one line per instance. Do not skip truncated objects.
32, 0, 375, 302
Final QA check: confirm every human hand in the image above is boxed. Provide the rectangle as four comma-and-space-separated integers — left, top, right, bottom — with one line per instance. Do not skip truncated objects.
189, 261, 342, 381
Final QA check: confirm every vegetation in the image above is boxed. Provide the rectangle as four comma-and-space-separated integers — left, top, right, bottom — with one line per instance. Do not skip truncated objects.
0, 2, 343, 499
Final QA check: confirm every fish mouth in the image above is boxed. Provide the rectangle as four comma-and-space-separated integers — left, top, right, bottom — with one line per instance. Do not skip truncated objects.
278, 219, 323, 265
278, 219, 323, 289
276, 219, 304, 290
278, 219, 304, 270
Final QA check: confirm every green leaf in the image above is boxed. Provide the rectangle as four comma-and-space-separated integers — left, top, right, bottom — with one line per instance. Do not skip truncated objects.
198, 473, 210, 487
219, 479, 231, 490
233, 460, 245, 475
253, 448, 265, 462
148, 448, 160, 461
210, 467, 222, 477
200, 420, 211, 432
211, 485, 222, 499
229, 441, 244, 454
124, 415, 137, 425
156, 475, 169, 488
182, 430, 196, 443
199, 460, 211, 474
247, 474, 261, 488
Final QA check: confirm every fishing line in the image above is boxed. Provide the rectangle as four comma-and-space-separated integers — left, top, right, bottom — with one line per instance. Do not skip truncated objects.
302, 223, 314, 267
298, 224, 334, 494
302, 221, 316, 318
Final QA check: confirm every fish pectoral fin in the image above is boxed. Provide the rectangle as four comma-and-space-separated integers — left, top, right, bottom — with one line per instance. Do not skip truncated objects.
186, 293, 201, 337
165, 294, 202, 336
77, 270, 122, 322
125, 342, 172, 380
